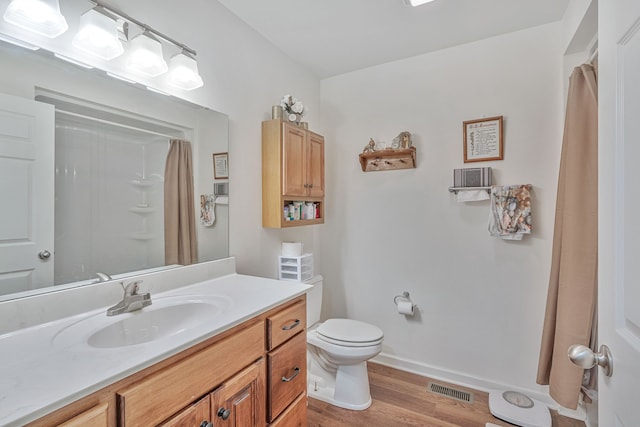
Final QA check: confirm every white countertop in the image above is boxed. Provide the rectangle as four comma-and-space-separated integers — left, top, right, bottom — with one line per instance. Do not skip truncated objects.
0, 273, 310, 427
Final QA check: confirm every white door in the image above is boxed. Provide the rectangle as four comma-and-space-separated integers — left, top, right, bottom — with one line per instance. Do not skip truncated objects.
598, 0, 640, 424
0, 93, 55, 295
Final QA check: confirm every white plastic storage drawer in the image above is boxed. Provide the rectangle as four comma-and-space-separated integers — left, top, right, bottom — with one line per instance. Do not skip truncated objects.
278, 254, 313, 282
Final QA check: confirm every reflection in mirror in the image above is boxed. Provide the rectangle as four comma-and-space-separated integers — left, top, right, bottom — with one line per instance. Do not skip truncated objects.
0, 42, 229, 301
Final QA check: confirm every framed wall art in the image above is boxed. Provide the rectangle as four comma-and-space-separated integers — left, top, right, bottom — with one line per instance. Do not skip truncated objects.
212, 152, 229, 179
463, 116, 503, 163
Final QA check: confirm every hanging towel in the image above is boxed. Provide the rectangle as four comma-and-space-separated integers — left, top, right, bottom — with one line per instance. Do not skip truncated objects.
488, 185, 532, 240
455, 189, 490, 202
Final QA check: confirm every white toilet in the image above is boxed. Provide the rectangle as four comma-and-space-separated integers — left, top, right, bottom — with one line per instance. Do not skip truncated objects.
305, 275, 384, 410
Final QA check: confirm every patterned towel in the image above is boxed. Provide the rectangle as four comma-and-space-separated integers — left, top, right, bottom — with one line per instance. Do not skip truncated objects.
488, 185, 532, 240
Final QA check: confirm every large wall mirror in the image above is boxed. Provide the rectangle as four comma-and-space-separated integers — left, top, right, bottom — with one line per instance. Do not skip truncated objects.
0, 42, 229, 302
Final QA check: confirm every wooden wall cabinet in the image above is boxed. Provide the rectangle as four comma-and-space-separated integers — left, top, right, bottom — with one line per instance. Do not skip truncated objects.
262, 119, 325, 228
28, 297, 307, 427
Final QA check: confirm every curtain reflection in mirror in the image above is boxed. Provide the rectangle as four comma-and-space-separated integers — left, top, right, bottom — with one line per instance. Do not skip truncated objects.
164, 139, 197, 265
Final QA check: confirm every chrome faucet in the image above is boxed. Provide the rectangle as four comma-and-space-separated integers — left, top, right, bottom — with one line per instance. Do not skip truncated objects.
94, 272, 113, 283
106, 280, 152, 316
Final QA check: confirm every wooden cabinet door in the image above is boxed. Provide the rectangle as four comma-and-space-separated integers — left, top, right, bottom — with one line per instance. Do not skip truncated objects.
268, 393, 307, 427
160, 396, 210, 427
282, 124, 307, 197
210, 359, 266, 427
307, 133, 324, 198
57, 402, 110, 427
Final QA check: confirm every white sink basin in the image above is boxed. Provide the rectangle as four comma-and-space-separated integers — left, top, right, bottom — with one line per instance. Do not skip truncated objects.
53, 295, 232, 349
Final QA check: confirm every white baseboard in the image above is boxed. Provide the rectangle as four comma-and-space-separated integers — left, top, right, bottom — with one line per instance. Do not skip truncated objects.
372, 352, 587, 422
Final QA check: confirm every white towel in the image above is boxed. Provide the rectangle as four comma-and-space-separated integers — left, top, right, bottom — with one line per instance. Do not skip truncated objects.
456, 189, 490, 202
488, 185, 532, 240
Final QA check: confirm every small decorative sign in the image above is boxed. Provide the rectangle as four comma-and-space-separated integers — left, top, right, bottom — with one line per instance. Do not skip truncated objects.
463, 116, 503, 163
212, 152, 229, 179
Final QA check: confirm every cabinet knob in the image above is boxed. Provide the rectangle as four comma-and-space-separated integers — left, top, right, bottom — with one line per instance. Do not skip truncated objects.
217, 407, 231, 420
200, 422, 213, 427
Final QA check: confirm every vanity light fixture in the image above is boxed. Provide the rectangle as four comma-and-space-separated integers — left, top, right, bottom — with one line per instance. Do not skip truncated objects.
3, 0, 68, 38
72, 7, 123, 60
404, 0, 436, 6
0, 32, 39, 50
167, 51, 204, 90
1, 0, 204, 90
106, 71, 136, 84
127, 30, 167, 77
54, 52, 94, 69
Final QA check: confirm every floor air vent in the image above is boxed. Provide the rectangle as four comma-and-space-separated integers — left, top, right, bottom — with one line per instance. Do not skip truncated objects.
427, 382, 474, 403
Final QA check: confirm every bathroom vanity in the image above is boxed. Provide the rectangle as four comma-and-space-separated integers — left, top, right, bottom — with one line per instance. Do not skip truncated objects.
0, 259, 309, 427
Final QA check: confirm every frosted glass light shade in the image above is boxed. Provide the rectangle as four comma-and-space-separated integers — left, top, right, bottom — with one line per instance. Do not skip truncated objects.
404, 0, 435, 5
3, 0, 68, 38
72, 8, 123, 60
127, 32, 167, 77
167, 53, 204, 90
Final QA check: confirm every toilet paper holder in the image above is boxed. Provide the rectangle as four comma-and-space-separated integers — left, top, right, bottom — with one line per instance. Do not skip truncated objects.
393, 291, 416, 315
393, 291, 412, 306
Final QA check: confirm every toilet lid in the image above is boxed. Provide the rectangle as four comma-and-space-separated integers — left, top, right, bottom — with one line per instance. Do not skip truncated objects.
317, 319, 383, 344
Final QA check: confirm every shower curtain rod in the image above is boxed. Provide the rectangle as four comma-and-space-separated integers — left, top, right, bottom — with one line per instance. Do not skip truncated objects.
55, 108, 185, 140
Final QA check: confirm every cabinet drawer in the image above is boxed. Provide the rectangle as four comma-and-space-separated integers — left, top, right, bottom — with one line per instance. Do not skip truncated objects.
268, 393, 307, 427
267, 332, 307, 421
118, 321, 264, 427
267, 300, 306, 350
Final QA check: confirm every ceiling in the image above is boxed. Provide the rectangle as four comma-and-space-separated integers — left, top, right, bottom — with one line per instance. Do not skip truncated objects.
217, 0, 570, 79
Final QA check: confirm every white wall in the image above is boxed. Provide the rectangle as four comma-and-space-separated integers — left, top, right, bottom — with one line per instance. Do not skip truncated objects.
320, 23, 565, 399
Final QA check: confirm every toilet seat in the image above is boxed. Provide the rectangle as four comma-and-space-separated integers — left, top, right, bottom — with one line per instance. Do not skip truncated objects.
316, 319, 383, 348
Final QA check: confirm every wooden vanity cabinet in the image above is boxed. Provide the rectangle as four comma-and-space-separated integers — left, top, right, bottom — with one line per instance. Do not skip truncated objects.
26, 296, 307, 427
262, 119, 325, 228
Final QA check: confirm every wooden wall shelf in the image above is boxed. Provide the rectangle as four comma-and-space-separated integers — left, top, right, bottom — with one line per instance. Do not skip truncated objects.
359, 147, 416, 172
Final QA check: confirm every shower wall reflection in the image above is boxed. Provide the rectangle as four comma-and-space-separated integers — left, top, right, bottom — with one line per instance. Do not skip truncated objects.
54, 114, 171, 285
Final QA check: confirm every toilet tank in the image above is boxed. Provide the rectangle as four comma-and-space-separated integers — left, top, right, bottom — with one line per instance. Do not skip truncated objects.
305, 275, 323, 326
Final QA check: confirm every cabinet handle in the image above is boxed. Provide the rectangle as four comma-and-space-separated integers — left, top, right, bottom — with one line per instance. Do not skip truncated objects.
304, 184, 309, 188
217, 407, 231, 420
200, 421, 213, 427
281, 319, 300, 331
281, 367, 301, 382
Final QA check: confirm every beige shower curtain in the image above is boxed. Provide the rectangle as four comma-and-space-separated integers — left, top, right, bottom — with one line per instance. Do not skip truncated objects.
536, 63, 598, 409
164, 139, 197, 265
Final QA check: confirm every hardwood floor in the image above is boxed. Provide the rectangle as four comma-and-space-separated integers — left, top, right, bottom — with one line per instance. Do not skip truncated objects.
308, 363, 586, 427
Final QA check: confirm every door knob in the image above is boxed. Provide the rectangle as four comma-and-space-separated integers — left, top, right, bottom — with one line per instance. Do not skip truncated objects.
38, 250, 51, 260
568, 344, 613, 377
